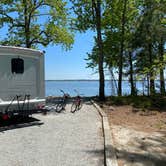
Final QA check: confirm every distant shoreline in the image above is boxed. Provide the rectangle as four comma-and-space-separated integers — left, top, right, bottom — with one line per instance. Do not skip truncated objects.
46, 79, 99, 81
46, 79, 115, 81
45, 79, 164, 81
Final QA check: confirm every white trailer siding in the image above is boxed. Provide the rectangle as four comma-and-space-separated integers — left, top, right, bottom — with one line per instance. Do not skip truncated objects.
0, 46, 45, 113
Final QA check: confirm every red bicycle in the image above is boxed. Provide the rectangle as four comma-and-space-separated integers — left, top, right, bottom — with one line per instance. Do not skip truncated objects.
71, 90, 83, 113
55, 90, 70, 113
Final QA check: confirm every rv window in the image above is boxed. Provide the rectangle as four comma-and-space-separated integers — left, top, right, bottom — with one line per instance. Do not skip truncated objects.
11, 58, 24, 74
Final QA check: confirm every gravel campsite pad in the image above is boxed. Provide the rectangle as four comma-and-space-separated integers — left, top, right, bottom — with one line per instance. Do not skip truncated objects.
0, 103, 104, 166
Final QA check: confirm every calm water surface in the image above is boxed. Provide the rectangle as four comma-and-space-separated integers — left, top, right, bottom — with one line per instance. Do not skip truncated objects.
45, 80, 147, 97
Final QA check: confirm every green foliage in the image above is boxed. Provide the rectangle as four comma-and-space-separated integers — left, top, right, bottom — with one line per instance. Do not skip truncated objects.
0, 0, 74, 48
86, 0, 166, 96
70, 0, 96, 32
70, 0, 107, 32
107, 95, 166, 110
85, 44, 99, 69
70, 0, 106, 100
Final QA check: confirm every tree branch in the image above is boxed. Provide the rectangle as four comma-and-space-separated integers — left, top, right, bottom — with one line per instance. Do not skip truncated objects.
29, 30, 51, 46
33, 13, 50, 17
0, 10, 13, 23
91, 0, 97, 21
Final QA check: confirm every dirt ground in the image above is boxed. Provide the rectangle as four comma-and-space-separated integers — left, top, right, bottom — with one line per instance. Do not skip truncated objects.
103, 105, 166, 166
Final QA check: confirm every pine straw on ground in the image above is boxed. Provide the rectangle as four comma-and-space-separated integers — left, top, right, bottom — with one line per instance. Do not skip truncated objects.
103, 105, 166, 166
104, 105, 166, 132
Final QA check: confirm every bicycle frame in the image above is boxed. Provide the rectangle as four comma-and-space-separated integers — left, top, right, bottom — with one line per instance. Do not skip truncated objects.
71, 90, 83, 113
55, 90, 70, 113
1, 94, 32, 119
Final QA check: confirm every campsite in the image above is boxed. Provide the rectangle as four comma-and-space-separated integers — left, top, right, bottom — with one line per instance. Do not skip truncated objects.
0, 1, 165, 166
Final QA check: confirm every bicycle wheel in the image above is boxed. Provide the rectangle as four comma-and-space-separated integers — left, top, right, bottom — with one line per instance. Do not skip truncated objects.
56, 103, 63, 113
78, 101, 83, 110
71, 103, 77, 113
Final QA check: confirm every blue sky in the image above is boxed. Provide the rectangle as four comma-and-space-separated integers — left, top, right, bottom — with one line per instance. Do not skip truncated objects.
40, 1, 99, 80
1, 27, 98, 80
41, 30, 98, 80
0, 2, 99, 80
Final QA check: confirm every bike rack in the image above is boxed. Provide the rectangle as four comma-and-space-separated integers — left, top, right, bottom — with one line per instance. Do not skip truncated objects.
4, 94, 31, 117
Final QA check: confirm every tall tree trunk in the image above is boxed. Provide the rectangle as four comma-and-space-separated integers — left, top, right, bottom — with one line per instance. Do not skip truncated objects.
92, 0, 105, 100
145, 2, 155, 95
142, 77, 145, 96
129, 51, 136, 96
147, 74, 150, 96
118, 0, 127, 96
109, 67, 118, 96
159, 37, 165, 95
23, 0, 31, 48
148, 42, 155, 95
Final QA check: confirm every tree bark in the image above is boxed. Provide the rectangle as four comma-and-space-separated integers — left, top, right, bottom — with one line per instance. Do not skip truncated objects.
92, 0, 105, 100
118, 0, 127, 96
129, 51, 136, 96
148, 42, 155, 95
147, 74, 150, 96
159, 37, 165, 95
23, 0, 31, 48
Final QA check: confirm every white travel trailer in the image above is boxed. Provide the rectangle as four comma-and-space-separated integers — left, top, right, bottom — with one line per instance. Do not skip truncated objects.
0, 46, 45, 119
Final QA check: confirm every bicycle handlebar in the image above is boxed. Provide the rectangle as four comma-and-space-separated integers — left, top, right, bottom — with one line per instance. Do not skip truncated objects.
73, 89, 84, 96
60, 89, 70, 98
60, 89, 65, 94
74, 89, 79, 95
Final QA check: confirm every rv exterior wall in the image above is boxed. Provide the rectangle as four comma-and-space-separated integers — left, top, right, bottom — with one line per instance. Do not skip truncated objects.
0, 46, 45, 105
38, 53, 45, 98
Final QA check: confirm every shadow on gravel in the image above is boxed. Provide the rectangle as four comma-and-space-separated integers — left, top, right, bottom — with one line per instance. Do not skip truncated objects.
0, 115, 43, 132
115, 147, 166, 166
108, 132, 166, 166
85, 149, 104, 166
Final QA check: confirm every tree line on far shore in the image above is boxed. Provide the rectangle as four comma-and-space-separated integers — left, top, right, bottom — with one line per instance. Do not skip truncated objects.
0, 0, 165, 100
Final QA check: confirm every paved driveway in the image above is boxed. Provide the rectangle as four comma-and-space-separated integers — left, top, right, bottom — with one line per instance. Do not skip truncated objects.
0, 102, 104, 166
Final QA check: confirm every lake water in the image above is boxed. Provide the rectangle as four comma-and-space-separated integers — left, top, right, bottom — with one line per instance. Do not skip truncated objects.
45, 80, 151, 97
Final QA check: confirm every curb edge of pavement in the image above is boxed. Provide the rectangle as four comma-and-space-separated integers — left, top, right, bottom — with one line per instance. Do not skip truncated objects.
91, 100, 118, 166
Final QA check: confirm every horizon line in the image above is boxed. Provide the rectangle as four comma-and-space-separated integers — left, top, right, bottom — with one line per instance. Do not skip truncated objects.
46, 79, 100, 81
45, 79, 165, 81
